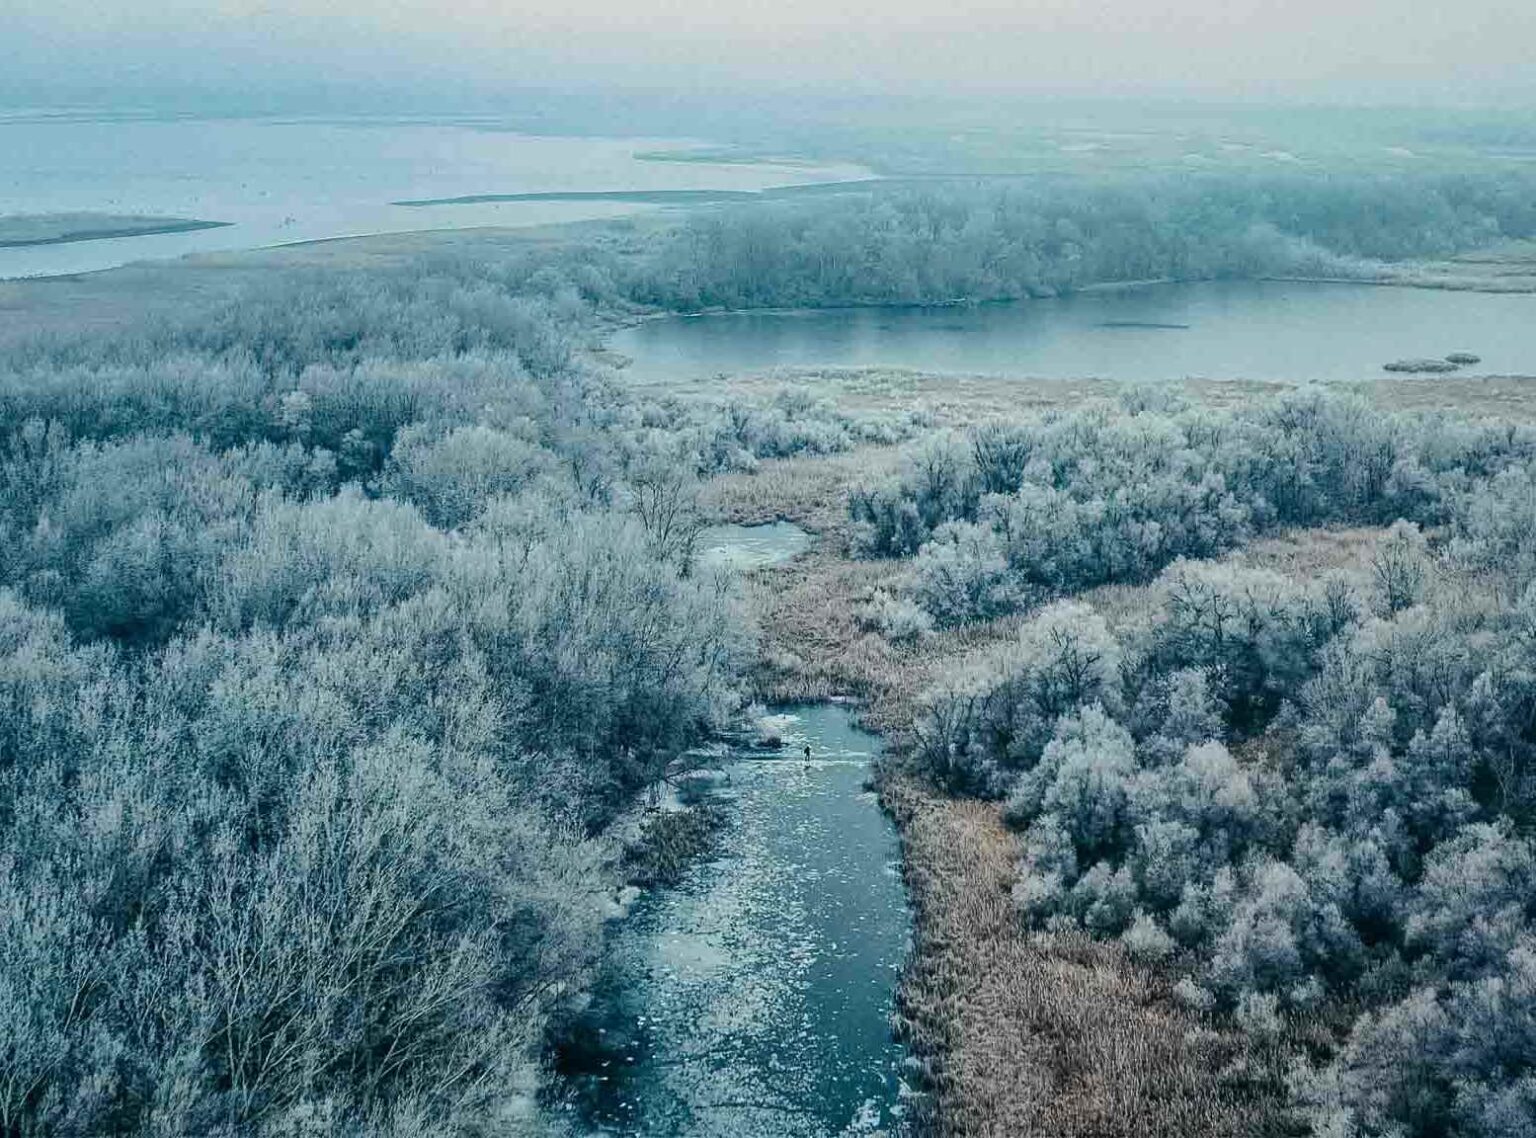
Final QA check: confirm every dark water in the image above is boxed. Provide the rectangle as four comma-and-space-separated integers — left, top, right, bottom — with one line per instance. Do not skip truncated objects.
564, 705, 910, 1136
610, 281, 1536, 383
695, 522, 815, 572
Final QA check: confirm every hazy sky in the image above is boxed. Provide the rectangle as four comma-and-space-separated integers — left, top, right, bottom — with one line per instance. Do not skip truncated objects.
5, 0, 1534, 103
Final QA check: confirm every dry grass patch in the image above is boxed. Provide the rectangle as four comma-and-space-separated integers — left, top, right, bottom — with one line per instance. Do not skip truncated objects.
706, 368, 1132, 427
701, 443, 1034, 727
881, 778, 1296, 1138
1349, 374, 1536, 420
742, 544, 1035, 741
632, 362, 1313, 429
665, 366, 1297, 427
1230, 526, 1390, 578
701, 446, 903, 535
745, 549, 903, 704
1362, 239, 1536, 293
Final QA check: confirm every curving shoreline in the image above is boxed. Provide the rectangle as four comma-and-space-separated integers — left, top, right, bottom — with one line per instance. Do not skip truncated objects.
0, 215, 231, 250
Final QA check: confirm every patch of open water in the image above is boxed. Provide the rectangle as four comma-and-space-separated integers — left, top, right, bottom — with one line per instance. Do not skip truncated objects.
694, 522, 816, 572
561, 704, 910, 1137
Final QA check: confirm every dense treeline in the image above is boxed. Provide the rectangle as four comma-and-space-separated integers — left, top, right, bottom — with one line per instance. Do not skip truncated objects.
871, 393, 1536, 1137
851, 392, 1536, 627
629, 171, 1536, 310
0, 253, 923, 1136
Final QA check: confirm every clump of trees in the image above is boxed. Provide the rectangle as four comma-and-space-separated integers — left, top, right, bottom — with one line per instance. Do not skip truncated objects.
628, 171, 1536, 310
898, 392, 1536, 1137
854, 391, 1536, 627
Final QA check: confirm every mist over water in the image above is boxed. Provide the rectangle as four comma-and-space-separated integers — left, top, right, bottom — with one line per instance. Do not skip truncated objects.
5, 0, 1535, 104
0, 113, 866, 277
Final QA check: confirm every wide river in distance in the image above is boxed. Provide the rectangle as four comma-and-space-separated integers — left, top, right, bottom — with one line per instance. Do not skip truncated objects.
611, 281, 1536, 384
0, 111, 866, 278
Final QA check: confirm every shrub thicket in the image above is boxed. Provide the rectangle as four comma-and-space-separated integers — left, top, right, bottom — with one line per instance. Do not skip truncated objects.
0, 258, 777, 1136
898, 394, 1536, 1137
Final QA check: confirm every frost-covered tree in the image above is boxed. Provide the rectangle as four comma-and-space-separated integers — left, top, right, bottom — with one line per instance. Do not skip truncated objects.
916, 601, 1124, 786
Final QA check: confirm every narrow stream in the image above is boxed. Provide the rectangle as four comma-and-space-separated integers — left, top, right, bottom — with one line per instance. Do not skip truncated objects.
552, 522, 909, 1135
562, 707, 911, 1137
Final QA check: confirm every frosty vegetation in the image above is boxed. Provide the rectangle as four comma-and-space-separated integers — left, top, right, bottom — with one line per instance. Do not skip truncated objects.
630, 171, 1536, 309
878, 393, 1536, 1137
0, 250, 921, 1136
4, 164, 1536, 1137
853, 392, 1536, 622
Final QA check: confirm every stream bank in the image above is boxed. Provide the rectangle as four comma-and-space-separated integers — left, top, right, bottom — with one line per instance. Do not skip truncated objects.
550, 523, 911, 1136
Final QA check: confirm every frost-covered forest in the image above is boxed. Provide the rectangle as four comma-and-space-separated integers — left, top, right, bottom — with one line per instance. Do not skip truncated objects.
3, 163, 1536, 1138
630, 171, 1536, 309
861, 393, 1536, 1136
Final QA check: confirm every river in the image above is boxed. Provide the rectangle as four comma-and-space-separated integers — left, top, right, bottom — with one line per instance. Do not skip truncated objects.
558, 700, 909, 1136
609, 280, 1536, 384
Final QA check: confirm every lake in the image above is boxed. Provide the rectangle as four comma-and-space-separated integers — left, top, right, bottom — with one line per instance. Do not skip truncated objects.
610, 281, 1536, 383
0, 112, 866, 278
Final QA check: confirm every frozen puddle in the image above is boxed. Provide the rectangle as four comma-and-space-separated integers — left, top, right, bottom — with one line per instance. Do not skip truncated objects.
695, 522, 815, 572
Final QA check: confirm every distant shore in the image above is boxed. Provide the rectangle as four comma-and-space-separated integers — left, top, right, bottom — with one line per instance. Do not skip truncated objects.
394, 179, 882, 208
0, 214, 231, 250
393, 188, 761, 207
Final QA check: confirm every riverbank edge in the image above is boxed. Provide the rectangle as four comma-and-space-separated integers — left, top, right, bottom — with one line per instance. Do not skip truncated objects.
0, 216, 232, 250
872, 772, 1297, 1138
603, 270, 1536, 332
603, 257, 1536, 331
715, 474, 1308, 1136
